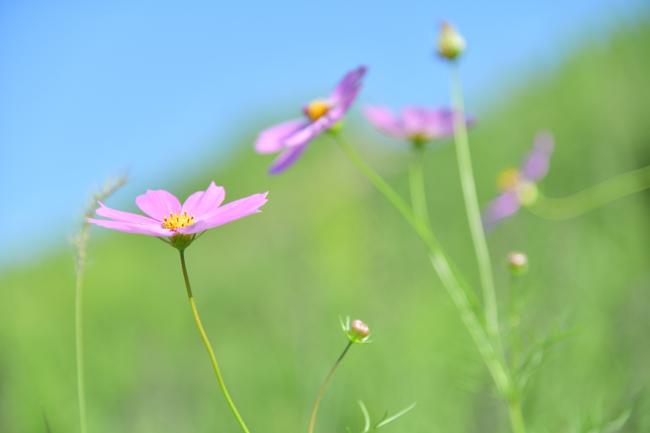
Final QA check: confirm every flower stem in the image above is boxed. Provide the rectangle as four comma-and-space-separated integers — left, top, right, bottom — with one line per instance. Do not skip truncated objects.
409, 146, 431, 227
449, 64, 501, 347
74, 248, 88, 433
178, 250, 251, 433
332, 131, 510, 395
307, 341, 354, 433
528, 164, 650, 220
507, 274, 522, 370
508, 399, 527, 433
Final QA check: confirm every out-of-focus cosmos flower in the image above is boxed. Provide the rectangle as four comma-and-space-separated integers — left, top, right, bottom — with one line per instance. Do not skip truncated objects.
483, 132, 555, 229
363, 105, 472, 147
255, 66, 366, 174
88, 182, 268, 249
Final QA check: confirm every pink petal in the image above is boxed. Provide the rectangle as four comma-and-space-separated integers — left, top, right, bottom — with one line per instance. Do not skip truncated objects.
521, 131, 555, 182
135, 189, 182, 221
268, 142, 309, 175
181, 192, 269, 234
88, 218, 173, 237
482, 192, 521, 229
284, 116, 332, 148
181, 182, 226, 218
363, 105, 404, 138
422, 109, 456, 138
255, 119, 306, 154
402, 107, 429, 137
331, 66, 367, 110
95, 202, 159, 225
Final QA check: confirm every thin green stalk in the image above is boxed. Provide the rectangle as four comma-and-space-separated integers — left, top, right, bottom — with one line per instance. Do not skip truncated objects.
179, 250, 251, 433
508, 399, 526, 433
507, 274, 523, 371
409, 146, 431, 227
449, 65, 501, 345
74, 243, 88, 433
307, 341, 354, 433
528, 164, 650, 220
332, 132, 510, 394
74, 175, 127, 433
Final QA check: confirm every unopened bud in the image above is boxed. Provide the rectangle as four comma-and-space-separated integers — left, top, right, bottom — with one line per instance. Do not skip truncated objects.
350, 319, 369, 338
507, 252, 529, 275
437, 22, 465, 61
342, 317, 371, 343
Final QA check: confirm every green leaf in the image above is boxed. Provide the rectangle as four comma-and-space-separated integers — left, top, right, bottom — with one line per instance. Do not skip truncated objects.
358, 400, 371, 433
374, 402, 417, 429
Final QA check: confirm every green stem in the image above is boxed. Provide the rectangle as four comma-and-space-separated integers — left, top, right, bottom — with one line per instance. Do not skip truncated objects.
409, 146, 431, 227
507, 274, 522, 372
307, 341, 354, 433
528, 164, 650, 220
332, 132, 510, 395
179, 250, 251, 433
508, 399, 527, 433
75, 238, 88, 433
407, 147, 509, 392
449, 65, 501, 346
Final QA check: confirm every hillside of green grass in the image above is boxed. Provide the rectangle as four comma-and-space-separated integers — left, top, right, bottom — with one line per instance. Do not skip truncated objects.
1, 21, 649, 433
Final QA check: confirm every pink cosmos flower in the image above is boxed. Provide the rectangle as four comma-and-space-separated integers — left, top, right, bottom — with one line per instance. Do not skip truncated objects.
88, 181, 268, 249
364, 106, 468, 145
483, 132, 555, 229
255, 66, 367, 174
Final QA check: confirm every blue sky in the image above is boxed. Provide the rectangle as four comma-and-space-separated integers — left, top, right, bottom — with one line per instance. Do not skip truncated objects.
0, 0, 643, 265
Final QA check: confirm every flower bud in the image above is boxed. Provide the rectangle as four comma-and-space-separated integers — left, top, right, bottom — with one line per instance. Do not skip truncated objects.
341, 317, 371, 343
507, 252, 529, 275
437, 22, 465, 61
350, 319, 370, 338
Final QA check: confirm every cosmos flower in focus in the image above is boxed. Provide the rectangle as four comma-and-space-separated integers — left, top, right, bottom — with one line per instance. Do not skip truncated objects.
255, 66, 366, 175
88, 182, 268, 249
363, 105, 472, 147
483, 132, 555, 229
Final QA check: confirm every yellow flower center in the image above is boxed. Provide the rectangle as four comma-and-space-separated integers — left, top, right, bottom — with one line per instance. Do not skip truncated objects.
497, 168, 521, 192
304, 99, 331, 121
161, 211, 195, 230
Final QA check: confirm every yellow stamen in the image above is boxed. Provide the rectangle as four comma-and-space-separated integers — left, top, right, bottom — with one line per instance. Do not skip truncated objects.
497, 168, 520, 192
161, 211, 196, 230
304, 99, 331, 121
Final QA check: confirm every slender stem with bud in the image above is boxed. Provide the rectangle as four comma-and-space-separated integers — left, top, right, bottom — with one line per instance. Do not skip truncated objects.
528, 164, 650, 220
178, 250, 252, 433
307, 341, 354, 433
74, 175, 127, 433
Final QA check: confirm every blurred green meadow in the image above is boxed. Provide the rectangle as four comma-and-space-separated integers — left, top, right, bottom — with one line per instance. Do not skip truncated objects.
1, 21, 650, 433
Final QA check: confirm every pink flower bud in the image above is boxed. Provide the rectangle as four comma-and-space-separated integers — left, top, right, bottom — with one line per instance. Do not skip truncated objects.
507, 252, 529, 275
350, 319, 370, 340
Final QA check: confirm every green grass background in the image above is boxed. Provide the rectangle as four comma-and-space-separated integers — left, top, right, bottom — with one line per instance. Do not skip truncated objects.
1, 20, 649, 433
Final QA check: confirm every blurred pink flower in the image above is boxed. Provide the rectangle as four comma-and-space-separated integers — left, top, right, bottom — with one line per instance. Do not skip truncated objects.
364, 105, 471, 145
88, 182, 268, 248
255, 66, 366, 174
483, 132, 555, 229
